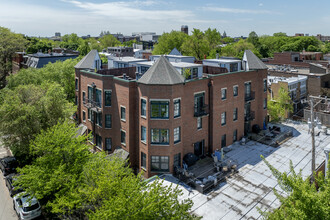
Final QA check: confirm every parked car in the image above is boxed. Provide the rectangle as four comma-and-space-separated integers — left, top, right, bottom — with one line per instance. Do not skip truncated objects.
13, 192, 41, 220
5, 173, 23, 197
0, 156, 18, 176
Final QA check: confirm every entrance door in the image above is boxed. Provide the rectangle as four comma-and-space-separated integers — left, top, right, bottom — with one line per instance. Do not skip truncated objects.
194, 140, 204, 157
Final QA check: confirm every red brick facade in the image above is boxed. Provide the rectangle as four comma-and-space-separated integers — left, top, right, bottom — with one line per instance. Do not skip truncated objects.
75, 68, 267, 178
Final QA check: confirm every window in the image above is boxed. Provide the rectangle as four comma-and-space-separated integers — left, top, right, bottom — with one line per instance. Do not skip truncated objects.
194, 93, 205, 116
105, 114, 111, 128
192, 68, 198, 78
141, 152, 146, 169
174, 127, 181, 144
174, 99, 181, 118
233, 85, 238, 97
197, 117, 202, 129
75, 78, 78, 91
83, 111, 86, 122
263, 98, 267, 109
96, 112, 102, 127
221, 88, 227, 100
141, 66, 149, 74
233, 130, 237, 142
141, 99, 146, 117
88, 86, 93, 103
75, 96, 78, 105
245, 82, 251, 97
150, 101, 169, 119
263, 79, 267, 92
95, 89, 102, 108
121, 106, 126, 121
82, 92, 86, 104
151, 156, 169, 172
96, 134, 102, 149
105, 90, 111, 107
233, 108, 238, 121
221, 112, 226, 126
151, 129, 169, 145
174, 153, 181, 168
88, 109, 91, 121
221, 134, 226, 148
105, 138, 112, 151
141, 126, 146, 143
121, 130, 126, 145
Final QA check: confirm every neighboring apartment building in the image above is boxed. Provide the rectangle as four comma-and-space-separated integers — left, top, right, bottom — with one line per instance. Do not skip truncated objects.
107, 56, 148, 69
75, 50, 268, 178
203, 57, 242, 73
107, 47, 134, 57
268, 75, 308, 116
316, 34, 330, 42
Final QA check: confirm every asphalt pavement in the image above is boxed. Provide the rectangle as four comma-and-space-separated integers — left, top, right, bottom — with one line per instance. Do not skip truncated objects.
0, 140, 18, 220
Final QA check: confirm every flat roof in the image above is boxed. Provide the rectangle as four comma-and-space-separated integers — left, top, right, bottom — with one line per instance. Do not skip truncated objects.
268, 75, 307, 84
152, 54, 195, 58
158, 121, 328, 219
135, 61, 202, 68
110, 56, 148, 63
204, 58, 241, 63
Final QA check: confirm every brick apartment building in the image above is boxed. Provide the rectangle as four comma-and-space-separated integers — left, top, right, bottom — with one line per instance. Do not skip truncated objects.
75, 50, 268, 178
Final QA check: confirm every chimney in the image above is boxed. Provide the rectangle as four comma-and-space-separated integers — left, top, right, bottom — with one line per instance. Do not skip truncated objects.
123, 73, 127, 80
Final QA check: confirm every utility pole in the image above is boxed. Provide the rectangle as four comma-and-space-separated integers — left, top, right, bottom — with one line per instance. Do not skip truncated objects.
307, 95, 330, 182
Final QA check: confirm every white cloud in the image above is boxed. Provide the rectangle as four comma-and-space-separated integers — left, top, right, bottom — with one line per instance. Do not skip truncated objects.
203, 6, 275, 14
259, 3, 264, 7
63, 0, 194, 21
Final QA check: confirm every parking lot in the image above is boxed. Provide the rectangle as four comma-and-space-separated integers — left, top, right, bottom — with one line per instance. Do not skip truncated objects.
0, 140, 17, 220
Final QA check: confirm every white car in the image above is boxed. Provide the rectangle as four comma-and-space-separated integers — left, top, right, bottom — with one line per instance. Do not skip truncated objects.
13, 192, 41, 220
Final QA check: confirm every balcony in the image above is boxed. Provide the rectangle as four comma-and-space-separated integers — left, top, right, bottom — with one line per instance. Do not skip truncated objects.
194, 104, 209, 117
245, 111, 255, 121
245, 91, 255, 102
83, 99, 102, 113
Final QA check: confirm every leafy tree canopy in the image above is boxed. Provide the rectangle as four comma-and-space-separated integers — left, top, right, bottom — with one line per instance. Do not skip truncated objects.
16, 122, 197, 219
268, 86, 293, 122
0, 83, 75, 164
260, 156, 330, 220
0, 26, 27, 89
152, 31, 188, 55
60, 33, 84, 50
99, 34, 121, 49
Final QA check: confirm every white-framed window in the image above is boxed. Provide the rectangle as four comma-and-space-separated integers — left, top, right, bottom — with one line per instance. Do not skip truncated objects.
233, 85, 238, 97
105, 138, 112, 151
121, 106, 126, 121
141, 152, 146, 169
174, 99, 181, 118
104, 90, 112, 107
82, 91, 86, 104
221, 112, 226, 126
105, 114, 111, 128
141, 126, 146, 143
141, 98, 147, 117
82, 110, 86, 122
121, 130, 126, 145
233, 108, 238, 121
174, 127, 181, 144
221, 88, 227, 100
151, 156, 169, 172
151, 129, 169, 145
197, 117, 202, 129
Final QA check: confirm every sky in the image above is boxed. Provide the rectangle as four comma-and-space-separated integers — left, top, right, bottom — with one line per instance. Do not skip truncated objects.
1, 0, 330, 37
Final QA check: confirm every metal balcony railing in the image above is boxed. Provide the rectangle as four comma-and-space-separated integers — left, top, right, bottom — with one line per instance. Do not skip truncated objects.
83, 98, 102, 113
245, 111, 255, 121
245, 91, 255, 102
194, 104, 209, 117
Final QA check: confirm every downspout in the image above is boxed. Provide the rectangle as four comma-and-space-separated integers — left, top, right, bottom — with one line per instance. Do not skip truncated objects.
208, 79, 213, 155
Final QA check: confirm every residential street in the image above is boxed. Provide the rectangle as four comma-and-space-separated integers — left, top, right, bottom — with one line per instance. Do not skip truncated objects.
0, 140, 18, 220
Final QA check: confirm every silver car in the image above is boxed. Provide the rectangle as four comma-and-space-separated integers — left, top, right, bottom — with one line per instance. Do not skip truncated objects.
13, 192, 41, 220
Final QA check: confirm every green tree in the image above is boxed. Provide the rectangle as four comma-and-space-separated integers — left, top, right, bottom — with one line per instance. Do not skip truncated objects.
260, 156, 330, 220
25, 37, 55, 54
152, 31, 188, 55
221, 39, 260, 59
78, 40, 90, 56
267, 87, 293, 121
16, 122, 197, 219
0, 26, 27, 89
88, 38, 102, 51
0, 83, 75, 164
273, 32, 287, 37
100, 54, 108, 65
16, 121, 93, 215
99, 34, 121, 49
247, 31, 260, 48
182, 29, 209, 60
60, 33, 83, 50
7, 58, 79, 102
